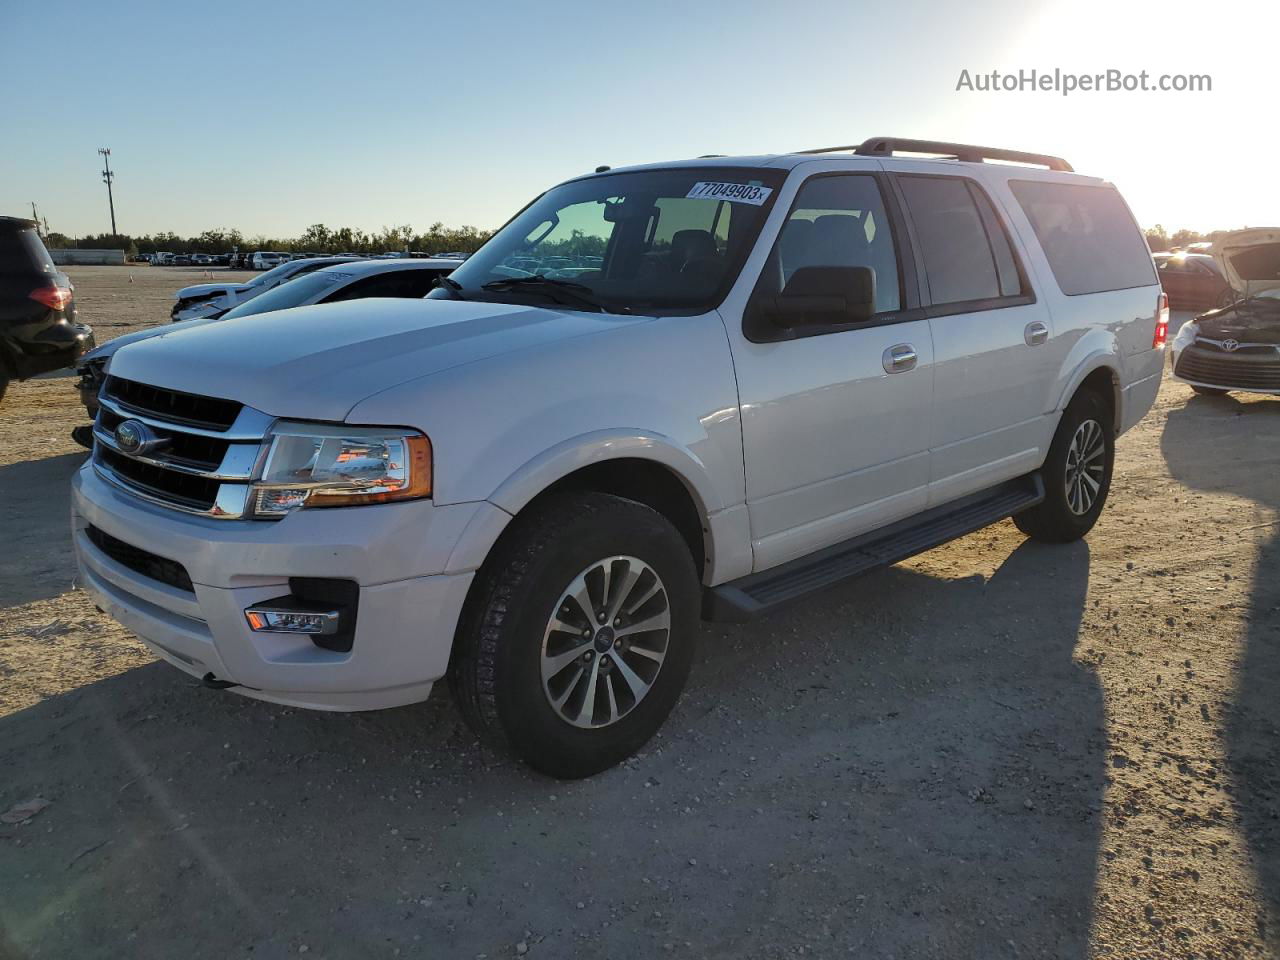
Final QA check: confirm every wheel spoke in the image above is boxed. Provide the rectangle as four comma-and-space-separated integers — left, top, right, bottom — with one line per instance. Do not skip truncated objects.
605, 563, 640, 623
604, 673, 621, 725
574, 658, 602, 726
623, 580, 662, 616
566, 580, 596, 627
609, 651, 651, 701
628, 644, 664, 664
615, 609, 670, 638
1081, 471, 1100, 495
551, 665, 585, 709
543, 643, 590, 677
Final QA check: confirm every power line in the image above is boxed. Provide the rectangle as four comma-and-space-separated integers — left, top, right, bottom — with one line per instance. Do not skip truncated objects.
98, 147, 117, 235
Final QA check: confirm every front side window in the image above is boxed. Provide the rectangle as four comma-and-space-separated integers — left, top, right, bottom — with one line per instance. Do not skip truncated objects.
898, 176, 1012, 305
1009, 180, 1157, 295
435, 167, 786, 314
755, 174, 902, 316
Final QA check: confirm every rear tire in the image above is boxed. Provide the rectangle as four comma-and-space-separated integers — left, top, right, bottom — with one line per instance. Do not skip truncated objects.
1191, 385, 1229, 397
1014, 389, 1114, 543
449, 492, 700, 779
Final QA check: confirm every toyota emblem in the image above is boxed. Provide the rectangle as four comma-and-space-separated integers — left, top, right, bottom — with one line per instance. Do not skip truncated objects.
1221, 338, 1240, 352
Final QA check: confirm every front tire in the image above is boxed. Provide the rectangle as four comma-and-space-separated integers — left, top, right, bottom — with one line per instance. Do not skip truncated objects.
0, 377, 7, 407
449, 492, 700, 779
1014, 389, 1114, 543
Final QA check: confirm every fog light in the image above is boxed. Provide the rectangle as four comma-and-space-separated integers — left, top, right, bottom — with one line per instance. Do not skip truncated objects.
245, 602, 341, 635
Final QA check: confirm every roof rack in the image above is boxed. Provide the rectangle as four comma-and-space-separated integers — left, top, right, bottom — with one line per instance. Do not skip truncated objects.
796, 137, 1073, 173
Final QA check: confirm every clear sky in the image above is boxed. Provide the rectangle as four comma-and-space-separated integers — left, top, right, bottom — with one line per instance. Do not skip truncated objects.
2, 0, 1275, 239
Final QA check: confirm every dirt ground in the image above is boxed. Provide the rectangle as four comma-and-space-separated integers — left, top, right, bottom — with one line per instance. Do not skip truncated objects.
1, 266, 1277, 959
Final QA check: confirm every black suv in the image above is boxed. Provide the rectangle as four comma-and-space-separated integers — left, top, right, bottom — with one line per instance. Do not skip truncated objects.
0, 216, 95, 404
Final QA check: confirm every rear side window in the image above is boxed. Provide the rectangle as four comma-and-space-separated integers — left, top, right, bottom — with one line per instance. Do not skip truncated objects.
0, 227, 56, 277
321, 270, 440, 302
1009, 181, 1156, 295
898, 176, 1023, 305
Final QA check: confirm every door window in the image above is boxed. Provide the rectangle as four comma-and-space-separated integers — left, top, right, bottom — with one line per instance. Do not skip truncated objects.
757, 174, 901, 315
897, 176, 1023, 305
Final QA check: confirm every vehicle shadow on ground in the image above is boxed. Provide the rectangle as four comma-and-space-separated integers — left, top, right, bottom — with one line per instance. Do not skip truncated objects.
0, 452, 87, 609
0, 525, 1101, 959
1162, 393, 1280, 926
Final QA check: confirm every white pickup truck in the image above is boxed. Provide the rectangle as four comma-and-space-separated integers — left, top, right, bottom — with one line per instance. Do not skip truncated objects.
72, 137, 1165, 778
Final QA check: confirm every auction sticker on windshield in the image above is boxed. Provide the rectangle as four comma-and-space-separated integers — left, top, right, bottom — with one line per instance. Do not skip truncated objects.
686, 182, 773, 205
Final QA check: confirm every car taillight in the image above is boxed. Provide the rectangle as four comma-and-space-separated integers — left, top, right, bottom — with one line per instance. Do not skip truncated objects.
30, 285, 74, 311
1153, 291, 1169, 348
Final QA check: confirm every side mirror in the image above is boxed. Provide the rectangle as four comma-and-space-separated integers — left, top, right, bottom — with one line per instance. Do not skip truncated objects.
769, 266, 876, 326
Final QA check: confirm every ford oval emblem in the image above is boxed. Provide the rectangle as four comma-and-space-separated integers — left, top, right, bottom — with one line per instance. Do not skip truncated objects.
114, 419, 166, 456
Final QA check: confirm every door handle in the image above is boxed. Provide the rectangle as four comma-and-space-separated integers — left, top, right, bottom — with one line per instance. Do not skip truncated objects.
882, 343, 918, 374
1024, 321, 1049, 346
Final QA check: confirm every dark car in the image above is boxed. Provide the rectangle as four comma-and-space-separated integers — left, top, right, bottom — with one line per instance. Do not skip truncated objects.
0, 216, 95, 405
1154, 252, 1234, 311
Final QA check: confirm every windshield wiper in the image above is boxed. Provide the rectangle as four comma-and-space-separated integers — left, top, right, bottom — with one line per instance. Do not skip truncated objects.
481, 275, 621, 313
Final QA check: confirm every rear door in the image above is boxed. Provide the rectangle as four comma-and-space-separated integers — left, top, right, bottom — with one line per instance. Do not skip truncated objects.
888, 168, 1058, 507
728, 170, 935, 571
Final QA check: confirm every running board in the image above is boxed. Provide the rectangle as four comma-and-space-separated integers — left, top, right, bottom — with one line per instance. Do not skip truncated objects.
704, 473, 1044, 623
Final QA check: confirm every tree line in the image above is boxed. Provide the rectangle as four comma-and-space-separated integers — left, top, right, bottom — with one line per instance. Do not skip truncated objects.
39, 220, 1236, 257
43, 222, 495, 256
1143, 226, 1231, 252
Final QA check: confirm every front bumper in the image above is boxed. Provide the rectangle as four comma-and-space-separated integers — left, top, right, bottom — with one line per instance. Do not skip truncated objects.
71, 462, 491, 711
1171, 344, 1280, 394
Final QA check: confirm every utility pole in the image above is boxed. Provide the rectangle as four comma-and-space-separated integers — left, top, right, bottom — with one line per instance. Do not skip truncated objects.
98, 147, 117, 236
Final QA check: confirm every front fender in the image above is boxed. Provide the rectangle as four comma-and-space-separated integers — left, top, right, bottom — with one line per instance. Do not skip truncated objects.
488, 428, 721, 517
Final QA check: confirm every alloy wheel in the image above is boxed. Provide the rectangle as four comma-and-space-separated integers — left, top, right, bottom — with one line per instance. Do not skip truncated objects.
540, 556, 671, 729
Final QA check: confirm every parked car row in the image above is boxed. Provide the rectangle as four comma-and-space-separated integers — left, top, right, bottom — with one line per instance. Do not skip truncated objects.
73, 257, 459, 420
135, 250, 472, 269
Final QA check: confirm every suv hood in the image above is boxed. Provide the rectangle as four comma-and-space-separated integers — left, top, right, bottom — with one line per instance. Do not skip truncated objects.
176, 282, 253, 300
107, 298, 650, 422
1211, 228, 1280, 296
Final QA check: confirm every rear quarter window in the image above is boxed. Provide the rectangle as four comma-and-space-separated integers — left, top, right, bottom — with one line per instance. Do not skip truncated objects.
0, 227, 56, 277
1009, 181, 1156, 296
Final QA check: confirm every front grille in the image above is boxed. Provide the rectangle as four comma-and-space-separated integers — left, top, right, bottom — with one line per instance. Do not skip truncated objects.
97, 405, 229, 472
103, 376, 242, 431
1176, 347, 1280, 391
85, 525, 194, 593
97, 445, 221, 512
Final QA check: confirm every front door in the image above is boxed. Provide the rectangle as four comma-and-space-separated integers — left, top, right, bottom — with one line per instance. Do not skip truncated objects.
728, 171, 934, 572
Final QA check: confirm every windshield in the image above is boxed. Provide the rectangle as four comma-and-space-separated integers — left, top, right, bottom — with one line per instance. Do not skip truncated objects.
222, 271, 349, 319
436, 167, 785, 314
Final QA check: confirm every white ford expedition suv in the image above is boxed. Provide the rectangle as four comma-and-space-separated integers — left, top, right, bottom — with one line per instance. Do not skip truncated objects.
72, 137, 1166, 778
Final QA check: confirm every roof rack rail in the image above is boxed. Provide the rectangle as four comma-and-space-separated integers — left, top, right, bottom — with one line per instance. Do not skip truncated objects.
796, 137, 1073, 173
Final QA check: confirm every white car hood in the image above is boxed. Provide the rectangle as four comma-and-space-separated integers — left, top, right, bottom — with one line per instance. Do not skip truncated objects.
107, 298, 650, 422
176, 282, 253, 300
1211, 228, 1280, 297
82, 317, 224, 365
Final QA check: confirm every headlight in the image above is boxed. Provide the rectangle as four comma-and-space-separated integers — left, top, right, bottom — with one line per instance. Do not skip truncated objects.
1171, 322, 1198, 351
251, 422, 432, 517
